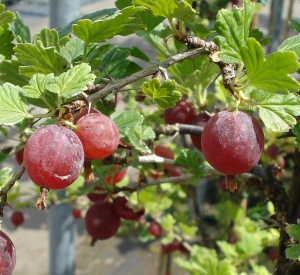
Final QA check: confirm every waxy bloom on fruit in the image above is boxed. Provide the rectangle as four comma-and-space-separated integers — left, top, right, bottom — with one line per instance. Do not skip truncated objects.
24, 125, 84, 190
201, 110, 264, 175
74, 113, 119, 160
0, 231, 16, 275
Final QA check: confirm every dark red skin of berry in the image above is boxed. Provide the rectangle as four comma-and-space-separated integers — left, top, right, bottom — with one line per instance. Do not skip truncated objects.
163, 98, 195, 124
161, 241, 181, 253
23, 125, 84, 190
15, 148, 24, 165
201, 110, 264, 175
74, 113, 119, 160
0, 231, 16, 275
266, 144, 279, 159
11, 211, 24, 228
72, 208, 81, 219
167, 168, 182, 177
73, 107, 101, 124
148, 221, 163, 237
154, 145, 174, 170
113, 196, 145, 221
190, 113, 210, 151
85, 178, 107, 202
105, 166, 127, 184
85, 201, 121, 240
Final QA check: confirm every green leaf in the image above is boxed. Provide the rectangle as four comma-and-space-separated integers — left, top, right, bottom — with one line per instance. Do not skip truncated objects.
161, 214, 176, 231
57, 8, 117, 37
113, 110, 144, 137
133, 0, 195, 23
12, 12, 30, 43
278, 34, 300, 57
0, 60, 29, 86
97, 45, 131, 80
127, 130, 151, 153
22, 73, 57, 109
289, 19, 300, 33
46, 63, 96, 99
256, 90, 300, 132
241, 38, 300, 93
236, 232, 262, 257
286, 243, 300, 260
0, 29, 15, 59
225, 201, 244, 224
175, 149, 202, 169
60, 38, 85, 64
185, 57, 219, 91
249, 28, 272, 46
0, 83, 28, 125
130, 46, 150, 62
141, 78, 182, 108
286, 224, 300, 241
34, 28, 60, 51
73, 6, 146, 43
133, 0, 178, 18
0, 167, 12, 188
293, 121, 300, 151
213, 0, 254, 63
0, 5, 15, 28
217, 240, 238, 259
179, 222, 198, 237
14, 42, 68, 78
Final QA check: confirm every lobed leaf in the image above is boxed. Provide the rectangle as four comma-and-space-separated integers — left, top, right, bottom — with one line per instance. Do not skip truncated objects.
0, 60, 29, 86
73, 6, 146, 43
286, 243, 300, 261
0, 29, 15, 59
22, 73, 57, 109
241, 38, 300, 93
14, 42, 68, 77
278, 34, 300, 57
161, 214, 176, 231
12, 12, 30, 43
256, 90, 300, 132
57, 8, 117, 37
34, 28, 60, 51
0, 4, 15, 28
60, 38, 86, 64
46, 63, 96, 99
213, 0, 254, 63
0, 83, 28, 125
113, 110, 144, 137
133, 0, 195, 23
141, 78, 182, 108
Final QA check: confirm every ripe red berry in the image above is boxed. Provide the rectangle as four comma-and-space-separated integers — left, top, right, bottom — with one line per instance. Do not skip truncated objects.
113, 196, 145, 221
73, 107, 101, 124
148, 221, 162, 237
161, 241, 180, 253
85, 178, 107, 202
0, 231, 16, 275
154, 145, 174, 170
267, 248, 279, 261
190, 113, 210, 151
24, 125, 84, 190
266, 144, 279, 159
72, 208, 81, 219
201, 110, 264, 175
10, 211, 24, 228
163, 98, 195, 124
15, 147, 24, 165
74, 113, 119, 160
167, 168, 182, 177
105, 166, 127, 184
85, 201, 121, 240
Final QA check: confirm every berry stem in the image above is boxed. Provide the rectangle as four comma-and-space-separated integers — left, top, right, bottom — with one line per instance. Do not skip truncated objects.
226, 175, 237, 192
35, 186, 50, 210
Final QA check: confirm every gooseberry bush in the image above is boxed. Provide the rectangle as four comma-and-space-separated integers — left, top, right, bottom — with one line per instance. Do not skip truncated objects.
0, 0, 300, 274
